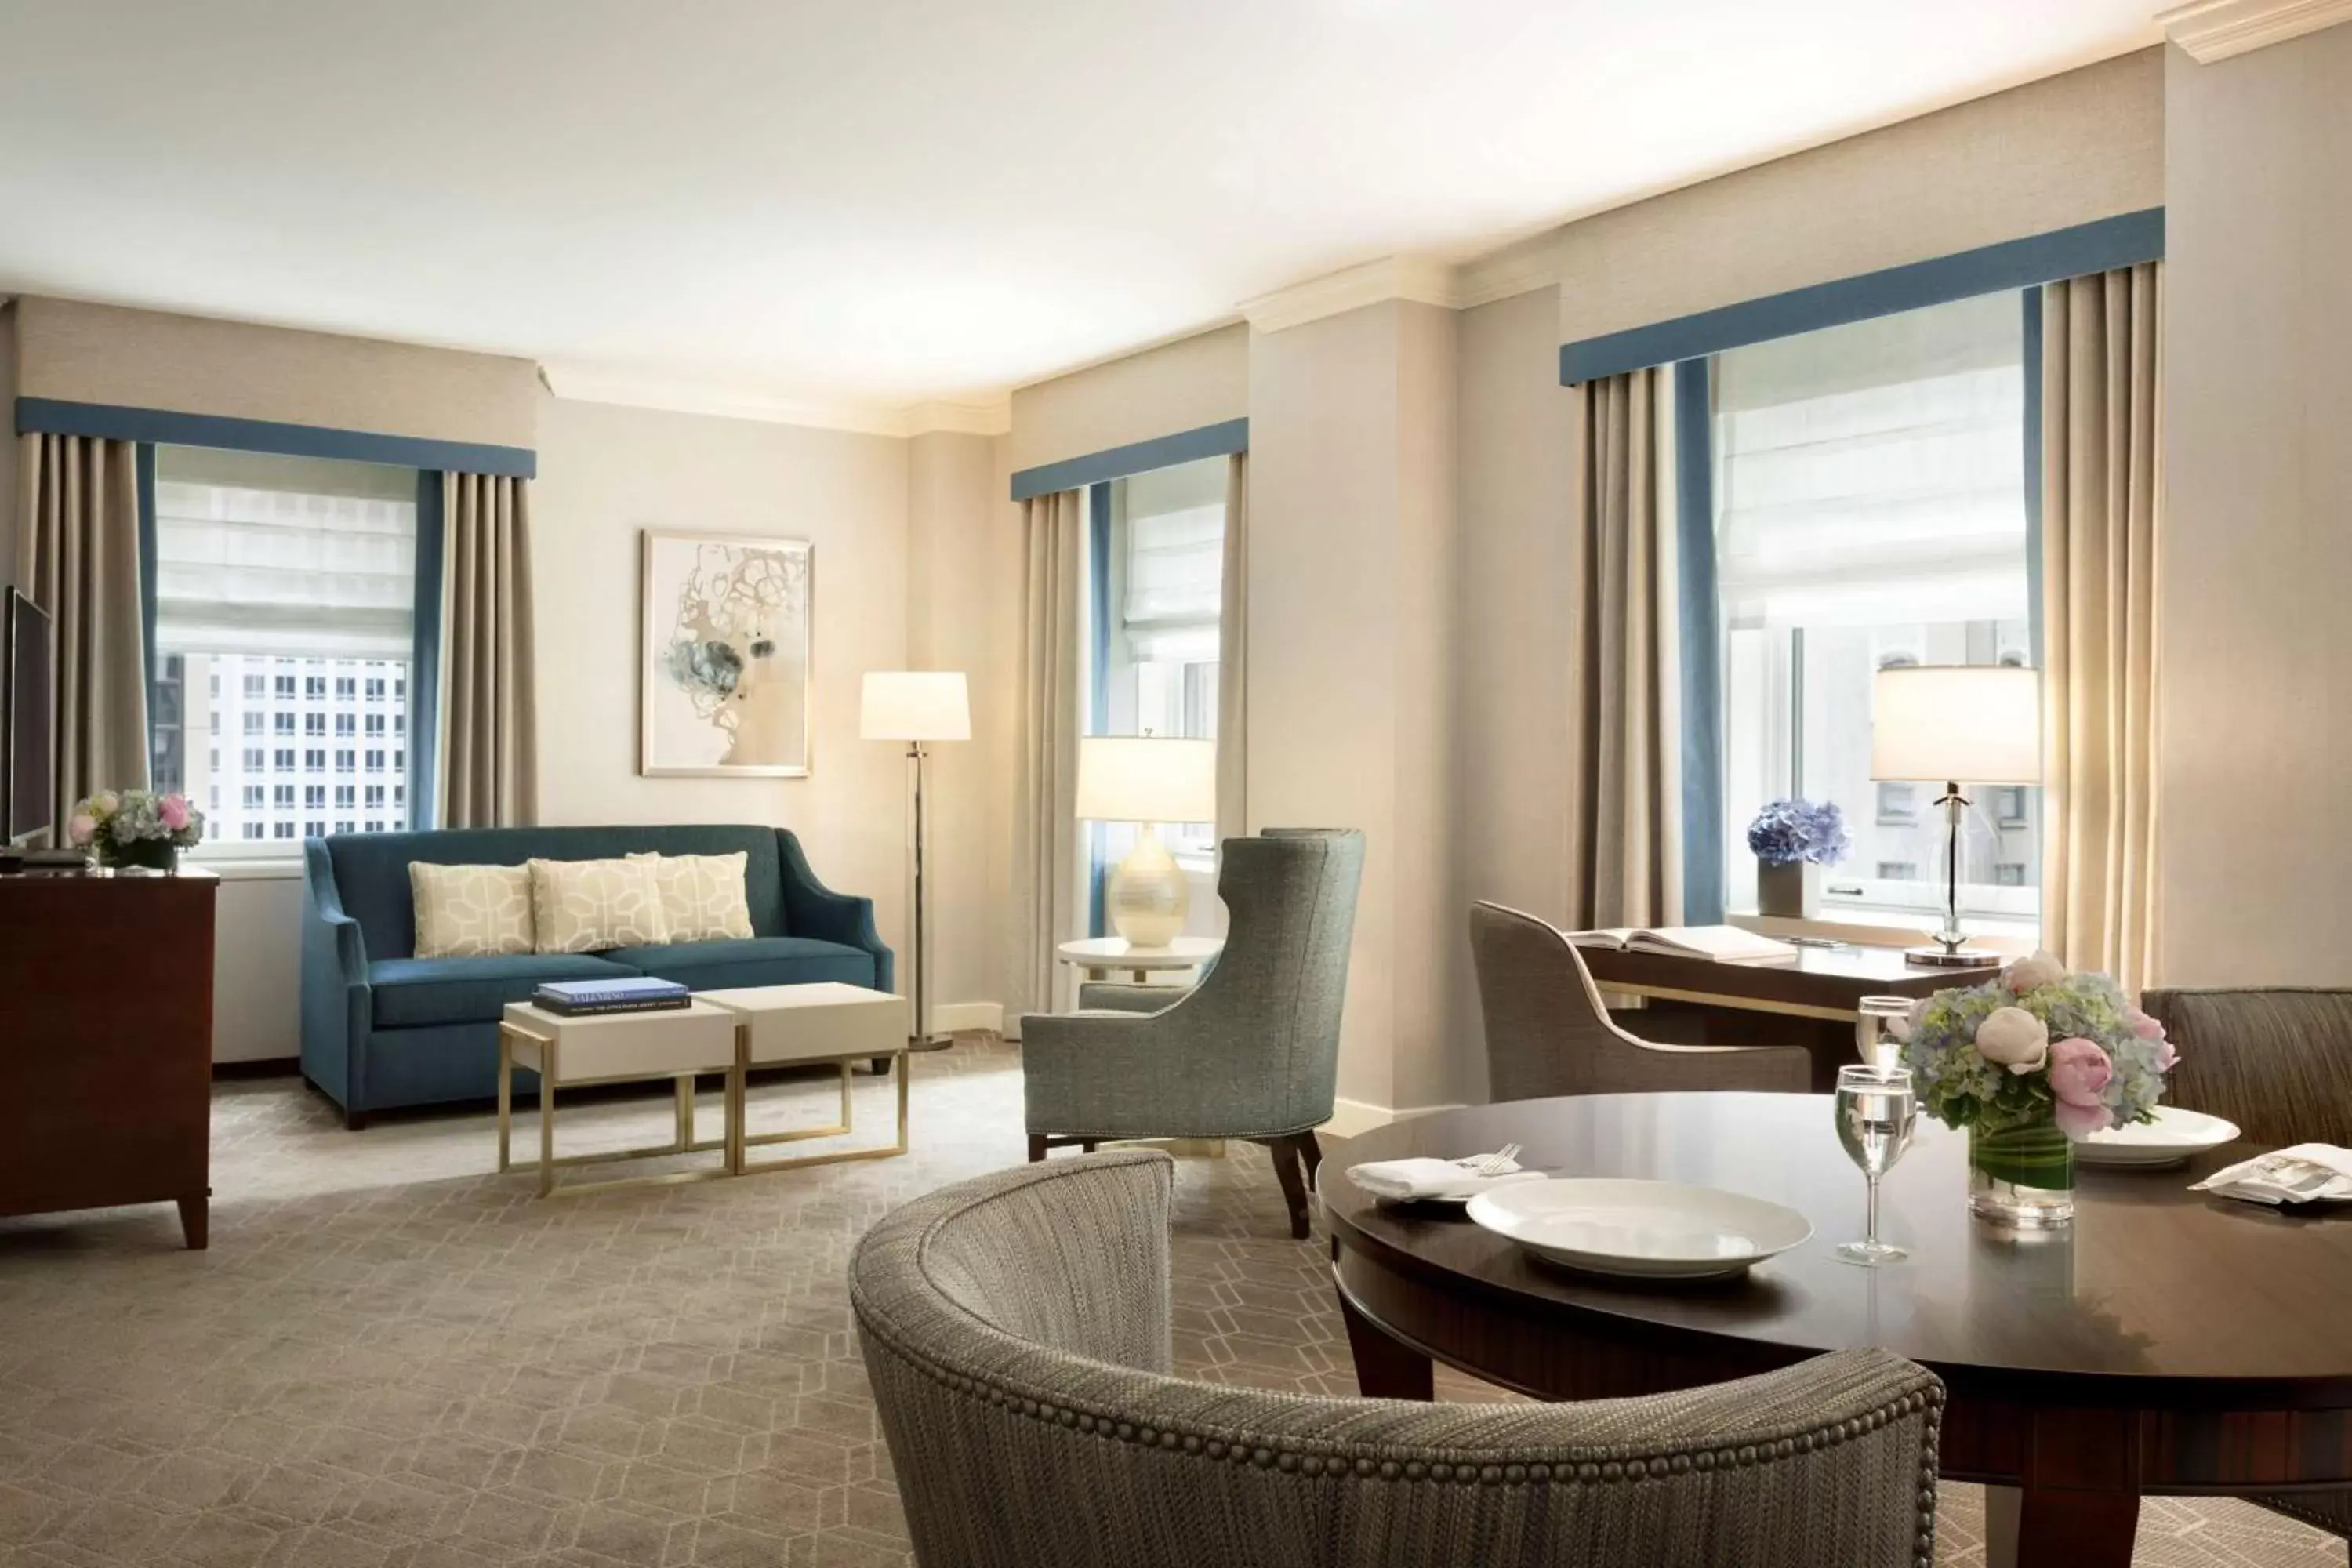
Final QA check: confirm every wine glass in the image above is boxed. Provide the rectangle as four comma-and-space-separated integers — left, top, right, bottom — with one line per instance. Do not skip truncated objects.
1855, 996, 1915, 1070
1834, 1065, 1917, 1266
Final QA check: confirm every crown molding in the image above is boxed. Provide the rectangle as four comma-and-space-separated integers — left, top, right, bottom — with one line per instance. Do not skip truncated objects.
543, 365, 1007, 439
1240, 255, 1461, 334
2159, 0, 2352, 60
1454, 239, 1569, 311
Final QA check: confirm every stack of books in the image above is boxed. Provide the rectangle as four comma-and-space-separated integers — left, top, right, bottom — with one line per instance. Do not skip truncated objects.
532, 978, 692, 1017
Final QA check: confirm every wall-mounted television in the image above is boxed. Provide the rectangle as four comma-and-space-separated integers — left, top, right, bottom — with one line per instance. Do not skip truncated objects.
3, 586, 56, 846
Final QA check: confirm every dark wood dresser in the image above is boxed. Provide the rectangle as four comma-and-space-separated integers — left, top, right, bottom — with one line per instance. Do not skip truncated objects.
0, 869, 216, 1247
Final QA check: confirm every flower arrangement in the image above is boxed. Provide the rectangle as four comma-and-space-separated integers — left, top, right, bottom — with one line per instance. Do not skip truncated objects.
1897, 950, 2176, 1224
67, 789, 205, 869
1745, 797, 1850, 867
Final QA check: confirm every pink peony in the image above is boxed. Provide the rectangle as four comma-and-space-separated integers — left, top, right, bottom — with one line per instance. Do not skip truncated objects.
2054, 1098, 2114, 1140
67, 812, 97, 845
158, 793, 191, 831
2153, 1035, 2178, 1073
1973, 1006, 2050, 1073
2128, 1009, 2165, 1040
2046, 1037, 2113, 1109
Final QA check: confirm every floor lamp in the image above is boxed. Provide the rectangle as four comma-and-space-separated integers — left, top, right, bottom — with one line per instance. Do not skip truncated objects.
861, 672, 970, 1050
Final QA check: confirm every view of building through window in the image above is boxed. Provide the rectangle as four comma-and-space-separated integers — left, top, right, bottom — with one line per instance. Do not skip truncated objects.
1712, 291, 2039, 922
149, 445, 419, 851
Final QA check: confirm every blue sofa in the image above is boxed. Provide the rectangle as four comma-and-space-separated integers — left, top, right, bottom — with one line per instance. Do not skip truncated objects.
301, 825, 892, 1127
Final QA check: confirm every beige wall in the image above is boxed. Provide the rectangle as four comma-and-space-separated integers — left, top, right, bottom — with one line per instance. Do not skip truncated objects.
2158, 31, 2352, 985
0, 300, 16, 588
1247, 300, 1463, 1116
1007, 322, 1248, 474
530, 394, 918, 975
16, 296, 539, 450
1519, 49, 2164, 347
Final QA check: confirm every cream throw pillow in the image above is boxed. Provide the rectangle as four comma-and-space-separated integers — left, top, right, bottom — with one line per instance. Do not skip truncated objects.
411, 862, 536, 959
528, 858, 669, 954
628, 851, 755, 943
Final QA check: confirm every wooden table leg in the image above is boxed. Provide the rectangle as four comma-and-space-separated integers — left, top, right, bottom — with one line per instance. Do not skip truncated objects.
1984, 1484, 2140, 1568
176, 1194, 208, 1250
1337, 1285, 1433, 1401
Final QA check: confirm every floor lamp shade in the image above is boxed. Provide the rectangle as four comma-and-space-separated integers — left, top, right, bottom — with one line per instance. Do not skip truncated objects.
1869, 664, 2042, 965
861, 672, 971, 742
862, 671, 969, 1048
1077, 737, 1217, 949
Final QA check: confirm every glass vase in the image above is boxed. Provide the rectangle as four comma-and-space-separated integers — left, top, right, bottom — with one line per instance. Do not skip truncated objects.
1967, 1113, 2075, 1229
100, 837, 178, 873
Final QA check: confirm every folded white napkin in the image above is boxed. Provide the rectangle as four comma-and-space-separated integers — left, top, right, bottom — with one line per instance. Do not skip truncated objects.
2190, 1144, 2352, 1207
1348, 1155, 1544, 1203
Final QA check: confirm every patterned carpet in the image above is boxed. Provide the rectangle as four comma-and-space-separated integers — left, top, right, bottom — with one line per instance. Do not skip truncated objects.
0, 1035, 2337, 1566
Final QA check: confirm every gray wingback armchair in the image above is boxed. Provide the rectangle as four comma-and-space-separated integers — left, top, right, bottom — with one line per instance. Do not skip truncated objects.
851, 1151, 1944, 1568
1471, 901, 1812, 1102
1022, 829, 1363, 1239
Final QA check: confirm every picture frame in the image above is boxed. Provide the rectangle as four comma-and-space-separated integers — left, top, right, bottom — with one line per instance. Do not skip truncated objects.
639, 529, 812, 777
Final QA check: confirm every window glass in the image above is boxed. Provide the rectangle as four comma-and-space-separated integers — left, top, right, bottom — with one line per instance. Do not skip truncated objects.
148, 448, 416, 851
1712, 292, 2039, 922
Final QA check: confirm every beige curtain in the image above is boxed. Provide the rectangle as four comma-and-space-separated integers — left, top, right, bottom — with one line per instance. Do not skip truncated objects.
1215, 451, 1248, 847
439, 473, 538, 828
1565, 368, 1682, 930
1013, 488, 1086, 1020
2042, 264, 2161, 990
15, 433, 149, 820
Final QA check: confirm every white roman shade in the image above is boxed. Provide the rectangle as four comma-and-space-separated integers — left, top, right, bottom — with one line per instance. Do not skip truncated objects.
1713, 291, 2027, 630
152, 447, 417, 659
1122, 502, 1223, 662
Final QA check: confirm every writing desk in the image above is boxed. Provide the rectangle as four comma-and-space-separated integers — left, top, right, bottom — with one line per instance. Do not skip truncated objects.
1577, 942, 2000, 1090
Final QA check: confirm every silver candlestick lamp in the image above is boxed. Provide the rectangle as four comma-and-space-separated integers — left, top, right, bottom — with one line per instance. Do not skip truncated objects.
1868, 665, 2042, 967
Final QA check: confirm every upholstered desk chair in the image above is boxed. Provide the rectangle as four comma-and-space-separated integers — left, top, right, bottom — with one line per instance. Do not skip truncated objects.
1470, 901, 1812, 1102
1021, 829, 1363, 1240
2140, 985, 2352, 1542
851, 1151, 1944, 1568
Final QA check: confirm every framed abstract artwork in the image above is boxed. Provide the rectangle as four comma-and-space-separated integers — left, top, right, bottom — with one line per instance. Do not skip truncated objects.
639, 530, 812, 777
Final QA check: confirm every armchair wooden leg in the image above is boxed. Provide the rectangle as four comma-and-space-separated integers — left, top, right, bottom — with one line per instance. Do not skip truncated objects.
1027, 1134, 1048, 1163
1265, 1136, 1312, 1240
1298, 1130, 1323, 1186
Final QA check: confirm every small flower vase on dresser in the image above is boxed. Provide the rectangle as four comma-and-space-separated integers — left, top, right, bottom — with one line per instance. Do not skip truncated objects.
101, 837, 179, 873
1755, 859, 1821, 919
1966, 1111, 2076, 1229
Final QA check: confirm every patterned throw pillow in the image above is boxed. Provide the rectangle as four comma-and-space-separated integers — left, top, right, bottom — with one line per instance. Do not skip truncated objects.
627, 851, 755, 944
410, 862, 536, 959
527, 858, 670, 954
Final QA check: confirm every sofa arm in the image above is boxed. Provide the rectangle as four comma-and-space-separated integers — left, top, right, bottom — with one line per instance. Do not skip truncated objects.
300, 839, 372, 1115
777, 830, 893, 993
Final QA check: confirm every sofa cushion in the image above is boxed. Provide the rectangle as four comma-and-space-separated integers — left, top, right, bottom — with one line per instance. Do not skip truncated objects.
370, 953, 639, 1029
606, 938, 877, 990
327, 826, 790, 960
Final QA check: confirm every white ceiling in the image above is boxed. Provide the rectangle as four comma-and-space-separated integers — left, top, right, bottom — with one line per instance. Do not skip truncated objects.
0, 0, 2159, 418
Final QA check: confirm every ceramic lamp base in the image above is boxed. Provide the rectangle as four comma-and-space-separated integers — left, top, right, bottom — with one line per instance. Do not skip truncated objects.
1108, 826, 1188, 949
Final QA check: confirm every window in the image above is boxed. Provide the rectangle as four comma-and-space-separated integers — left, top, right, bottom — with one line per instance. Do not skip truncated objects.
334, 784, 354, 808
365, 677, 386, 701
333, 819, 355, 835
393, 749, 405, 773
365, 713, 385, 737
304, 820, 325, 839
365, 749, 385, 773
151, 447, 418, 852
242, 822, 264, 840
241, 785, 263, 809
365, 784, 385, 809
1710, 292, 2040, 924
206, 786, 219, 812
335, 713, 354, 737
303, 785, 325, 809
1086, 456, 1229, 873
209, 673, 220, 700
364, 819, 385, 833
336, 749, 355, 774
273, 784, 294, 809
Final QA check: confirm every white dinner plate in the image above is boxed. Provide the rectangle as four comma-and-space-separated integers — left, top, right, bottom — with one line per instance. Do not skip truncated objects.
2075, 1105, 2241, 1169
1465, 1178, 1813, 1282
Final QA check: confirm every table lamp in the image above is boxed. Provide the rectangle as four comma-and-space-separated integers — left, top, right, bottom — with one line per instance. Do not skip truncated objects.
1076, 735, 1217, 949
862, 672, 970, 1049
1869, 665, 2042, 967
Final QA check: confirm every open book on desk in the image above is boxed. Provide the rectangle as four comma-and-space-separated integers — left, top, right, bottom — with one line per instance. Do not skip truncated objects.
1563, 924, 1798, 964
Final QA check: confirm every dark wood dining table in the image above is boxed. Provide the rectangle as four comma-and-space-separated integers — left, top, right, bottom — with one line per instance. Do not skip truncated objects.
1326, 1092, 2352, 1568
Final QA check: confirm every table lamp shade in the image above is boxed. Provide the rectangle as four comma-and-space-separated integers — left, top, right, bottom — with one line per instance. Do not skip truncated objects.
861, 672, 970, 742
1870, 665, 2042, 785
1076, 736, 1218, 823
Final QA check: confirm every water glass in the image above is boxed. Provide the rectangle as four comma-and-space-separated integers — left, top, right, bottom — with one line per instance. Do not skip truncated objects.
1834, 1064, 1917, 1266
1854, 995, 1915, 1070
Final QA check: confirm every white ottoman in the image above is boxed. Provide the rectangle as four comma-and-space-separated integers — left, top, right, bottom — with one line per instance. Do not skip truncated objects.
498, 998, 740, 1196
700, 982, 909, 1175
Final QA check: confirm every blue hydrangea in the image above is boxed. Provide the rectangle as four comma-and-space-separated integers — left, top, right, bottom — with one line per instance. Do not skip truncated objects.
1745, 797, 1851, 866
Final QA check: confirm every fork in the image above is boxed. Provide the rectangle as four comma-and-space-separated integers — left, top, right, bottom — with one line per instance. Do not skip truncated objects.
1454, 1143, 1521, 1178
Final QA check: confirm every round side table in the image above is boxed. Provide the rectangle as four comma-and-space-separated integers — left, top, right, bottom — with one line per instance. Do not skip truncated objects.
1054, 935, 1222, 983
